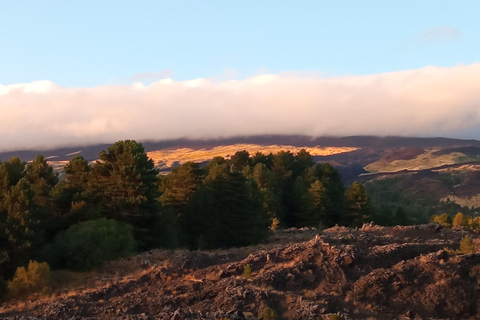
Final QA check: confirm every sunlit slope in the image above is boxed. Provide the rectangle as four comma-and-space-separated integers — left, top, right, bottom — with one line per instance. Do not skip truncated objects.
365, 148, 471, 173
147, 144, 358, 169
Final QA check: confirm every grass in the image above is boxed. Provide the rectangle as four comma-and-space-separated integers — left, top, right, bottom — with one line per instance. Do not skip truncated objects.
365, 149, 466, 173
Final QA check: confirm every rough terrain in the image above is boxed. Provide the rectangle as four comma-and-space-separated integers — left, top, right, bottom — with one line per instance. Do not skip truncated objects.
1, 223, 480, 319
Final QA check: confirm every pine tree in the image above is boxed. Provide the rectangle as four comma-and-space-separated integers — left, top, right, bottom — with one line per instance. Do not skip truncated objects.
313, 163, 345, 226
183, 171, 269, 249
90, 140, 161, 249
343, 182, 371, 227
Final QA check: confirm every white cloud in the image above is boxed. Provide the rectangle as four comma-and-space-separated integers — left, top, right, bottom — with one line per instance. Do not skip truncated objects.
1, 64, 480, 151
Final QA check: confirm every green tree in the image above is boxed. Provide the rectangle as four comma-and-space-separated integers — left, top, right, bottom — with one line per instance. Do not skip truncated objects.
313, 163, 345, 226
301, 179, 326, 227
252, 163, 274, 189
343, 182, 371, 227
230, 150, 250, 171
160, 162, 205, 214
293, 149, 314, 176
251, 151, 272, 168
25, 155, 58, 207
90, 140, 161, 249
0, 157, 26, 190
2, 179, 41, 253
182, 171, 270, 249
64, 155, 90, 188
50, 156, 100, 227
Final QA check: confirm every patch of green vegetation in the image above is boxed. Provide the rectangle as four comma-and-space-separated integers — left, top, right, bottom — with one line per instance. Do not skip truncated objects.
242, 264, 252, 279
460, 235, 475, 254
437, 173, 462, 187
260, 307, 276, 320
457, 155, 480, 163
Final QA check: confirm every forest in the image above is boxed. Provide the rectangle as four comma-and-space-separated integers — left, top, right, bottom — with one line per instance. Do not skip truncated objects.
0, 139, 451, 301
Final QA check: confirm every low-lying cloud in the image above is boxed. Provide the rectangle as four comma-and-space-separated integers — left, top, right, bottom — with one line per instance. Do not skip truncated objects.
1, 63, 480, 151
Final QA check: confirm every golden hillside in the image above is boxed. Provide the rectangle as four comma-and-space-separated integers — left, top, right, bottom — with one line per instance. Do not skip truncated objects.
147, 144, 358, 169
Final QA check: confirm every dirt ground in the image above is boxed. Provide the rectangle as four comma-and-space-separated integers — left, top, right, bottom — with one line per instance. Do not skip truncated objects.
1, 223, 479, 320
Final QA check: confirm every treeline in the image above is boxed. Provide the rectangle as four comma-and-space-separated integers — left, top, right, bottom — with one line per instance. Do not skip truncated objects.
0, 140, 371, 299
365, 175, 478, 226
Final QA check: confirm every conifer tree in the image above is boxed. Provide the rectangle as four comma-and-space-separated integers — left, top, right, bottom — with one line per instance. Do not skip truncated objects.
343, 182, 371, 227
182, 171, 269, 249
90, 140, 161, 249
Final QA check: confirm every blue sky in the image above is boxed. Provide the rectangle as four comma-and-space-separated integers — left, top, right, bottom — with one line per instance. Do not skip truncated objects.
1, 1, 480, 151
1, 1, 479, 87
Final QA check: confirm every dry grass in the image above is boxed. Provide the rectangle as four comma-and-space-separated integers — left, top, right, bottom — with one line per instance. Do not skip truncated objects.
365, 148, 466, 173
147, 144, 358, 169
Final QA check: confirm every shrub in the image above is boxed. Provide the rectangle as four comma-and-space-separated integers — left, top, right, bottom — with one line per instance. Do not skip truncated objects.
452, 212, 467, 229
46, 218, 136, 271
431, 213, 452, 228
459, 235, 475, 254
242, 264, 252, 279
8, 261, 50, 299
260, 307, 276, 320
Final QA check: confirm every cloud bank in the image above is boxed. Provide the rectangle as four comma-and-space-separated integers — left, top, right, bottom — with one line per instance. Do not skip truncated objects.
1, 64, 480, 151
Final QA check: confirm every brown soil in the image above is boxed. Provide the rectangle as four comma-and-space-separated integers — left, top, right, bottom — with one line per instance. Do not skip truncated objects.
1, 224, 479, 320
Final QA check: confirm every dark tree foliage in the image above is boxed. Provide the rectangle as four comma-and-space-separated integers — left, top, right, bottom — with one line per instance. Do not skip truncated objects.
0, 157, 26, 190
25, 155, 59, 208
343, 182, 371, 227
44, 218, 136, 271
0, 178, 45, 281
311, 163, 346, 226
90, 140, 161, 249
64, 155, 90, 188
92, 140, 160, 214
301, 179, 326, 227
160, 162, 206, 215
251, 151, 272, 168
230, 150, 251, 172
181, 170, 270, 249
293, 149, 314, 176
50, 155, 101, 227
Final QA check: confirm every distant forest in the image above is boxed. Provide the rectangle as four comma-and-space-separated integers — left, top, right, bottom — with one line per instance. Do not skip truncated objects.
0, 139, 476, 300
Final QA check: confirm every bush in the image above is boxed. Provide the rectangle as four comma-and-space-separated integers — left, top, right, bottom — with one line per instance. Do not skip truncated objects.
242, 264, 252, 279
45, 218, 136, 271
8, 261, 50, 299
452, 212, 467, 229
260, 307, 276, 320
459, 235, 475, 254
431, 213, 452, 228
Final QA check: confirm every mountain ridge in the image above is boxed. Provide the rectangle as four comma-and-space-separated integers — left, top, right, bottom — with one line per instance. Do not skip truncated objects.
2, 135, 480, 162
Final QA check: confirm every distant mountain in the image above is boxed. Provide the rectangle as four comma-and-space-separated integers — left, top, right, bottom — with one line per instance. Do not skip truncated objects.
2, 135, 479, 162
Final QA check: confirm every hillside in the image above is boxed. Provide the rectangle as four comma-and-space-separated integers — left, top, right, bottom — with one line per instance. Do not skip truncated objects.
147, 144, 358, 170
1, 223, 479, 319
2, 135, 479, 163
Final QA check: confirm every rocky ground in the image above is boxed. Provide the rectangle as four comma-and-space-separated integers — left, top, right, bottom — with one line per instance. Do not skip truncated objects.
1, 223, 479, 320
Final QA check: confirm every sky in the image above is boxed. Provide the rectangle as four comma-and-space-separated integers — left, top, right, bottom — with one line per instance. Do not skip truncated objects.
1, 1, 480, 151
